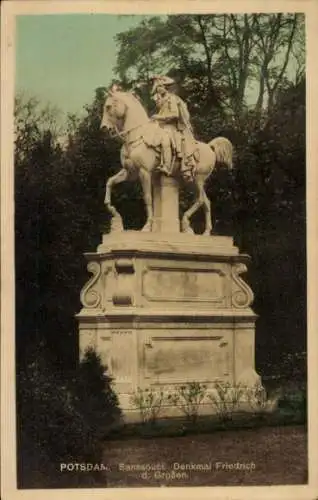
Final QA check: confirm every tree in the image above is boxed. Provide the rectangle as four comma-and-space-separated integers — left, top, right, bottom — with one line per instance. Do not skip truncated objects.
231, 78, 306, 372
15, 96, 69, 364
253, 14, 299, 115
15, 87, 147, 370
14, 93, 64, 162
114, 14, 304, 129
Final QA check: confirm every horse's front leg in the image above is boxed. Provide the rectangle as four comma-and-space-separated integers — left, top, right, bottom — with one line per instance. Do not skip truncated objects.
138, 168, 153, 232
105, 168, 128, 231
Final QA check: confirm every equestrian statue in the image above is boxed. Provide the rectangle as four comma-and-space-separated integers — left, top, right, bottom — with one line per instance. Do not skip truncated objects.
100, 76, 233, 234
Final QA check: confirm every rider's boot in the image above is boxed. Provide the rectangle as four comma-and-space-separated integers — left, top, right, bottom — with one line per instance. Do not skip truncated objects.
158, 144, 172, 176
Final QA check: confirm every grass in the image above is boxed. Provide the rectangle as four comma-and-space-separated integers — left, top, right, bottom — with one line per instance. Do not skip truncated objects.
103, 425, 307, 487
106, 405, 306, 440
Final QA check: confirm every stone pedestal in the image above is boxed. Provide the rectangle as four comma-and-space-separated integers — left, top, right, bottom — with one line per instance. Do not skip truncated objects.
152, 175, 179, 233
76, 231, 261, 421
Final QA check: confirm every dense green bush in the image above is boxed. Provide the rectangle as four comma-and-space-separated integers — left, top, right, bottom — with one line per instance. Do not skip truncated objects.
71, 347, 122, 439
277, 385, 307, 417
17, 344, 121, 487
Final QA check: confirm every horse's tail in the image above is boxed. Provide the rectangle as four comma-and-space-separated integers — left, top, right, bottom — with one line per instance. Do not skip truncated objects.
209, 137, 233, 169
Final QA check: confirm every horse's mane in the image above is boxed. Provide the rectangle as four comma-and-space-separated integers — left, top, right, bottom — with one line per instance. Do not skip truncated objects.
112, 90, 148, 119
113, 91, 142, 108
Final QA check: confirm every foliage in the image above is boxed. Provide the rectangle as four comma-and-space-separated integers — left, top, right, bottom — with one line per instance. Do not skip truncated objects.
277, 385, 307, 417
14, 93, 65, 163
170, 382, 207, 424
130, 387, 166, 425
17, 344, 100, 485
17, 343, 120, 487
130, 383, 209, 426
109, 386, 306, 440
15, 94, 79, 369
71, 347, 122, 439
262, 351, 307, 388
115, 14, 304, 126
209, 381, 244, 421
245, 384, 283, 415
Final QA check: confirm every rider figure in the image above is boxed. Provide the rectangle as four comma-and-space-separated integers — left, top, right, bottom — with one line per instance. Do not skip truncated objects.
150, 75, 197, 180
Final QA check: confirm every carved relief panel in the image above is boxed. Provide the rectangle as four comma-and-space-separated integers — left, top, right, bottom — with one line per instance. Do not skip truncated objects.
143, 330, 232, 385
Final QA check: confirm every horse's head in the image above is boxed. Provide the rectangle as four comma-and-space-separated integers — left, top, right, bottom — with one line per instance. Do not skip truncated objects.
100, 91, 127, 137
100, 90, 149, 138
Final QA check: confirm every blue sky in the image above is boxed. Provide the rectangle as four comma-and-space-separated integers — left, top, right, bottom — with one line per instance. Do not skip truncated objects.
15, 14, 151, 116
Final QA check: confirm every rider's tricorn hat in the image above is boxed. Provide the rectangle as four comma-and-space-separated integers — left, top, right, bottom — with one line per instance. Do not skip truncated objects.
151, 75, 175, 94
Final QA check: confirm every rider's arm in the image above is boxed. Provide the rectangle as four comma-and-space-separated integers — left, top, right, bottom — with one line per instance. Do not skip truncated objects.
152, 96, 179, 122
156, 113, 178, 122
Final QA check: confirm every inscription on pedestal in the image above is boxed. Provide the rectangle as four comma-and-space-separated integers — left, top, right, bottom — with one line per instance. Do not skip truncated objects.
142, 266, 225, 304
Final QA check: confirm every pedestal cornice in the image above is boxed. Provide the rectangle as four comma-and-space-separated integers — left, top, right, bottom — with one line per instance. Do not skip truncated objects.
93, 231, 247, 263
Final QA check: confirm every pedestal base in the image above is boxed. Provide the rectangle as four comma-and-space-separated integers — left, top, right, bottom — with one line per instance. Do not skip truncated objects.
77, 232, 261, 422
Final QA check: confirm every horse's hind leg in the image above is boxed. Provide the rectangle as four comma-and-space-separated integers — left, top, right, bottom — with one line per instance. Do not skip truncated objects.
105, 168, 128, 231
181, 180, 204, 234
202, 188, 212, 235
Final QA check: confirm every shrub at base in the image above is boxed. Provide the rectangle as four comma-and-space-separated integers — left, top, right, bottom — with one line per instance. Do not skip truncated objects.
17, 344, 121, 487
170, 382, 207, 425
209, 381, 244, 421
129, 387, 165, 425
71, 347, 122, 439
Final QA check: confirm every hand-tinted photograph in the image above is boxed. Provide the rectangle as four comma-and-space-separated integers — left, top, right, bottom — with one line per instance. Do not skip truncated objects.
11, 9, 308, 492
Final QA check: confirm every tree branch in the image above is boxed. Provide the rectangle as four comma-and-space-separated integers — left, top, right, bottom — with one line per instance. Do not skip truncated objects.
222, 15, 237, 90
272, 14, 298, 94
196, 15, 213, 89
